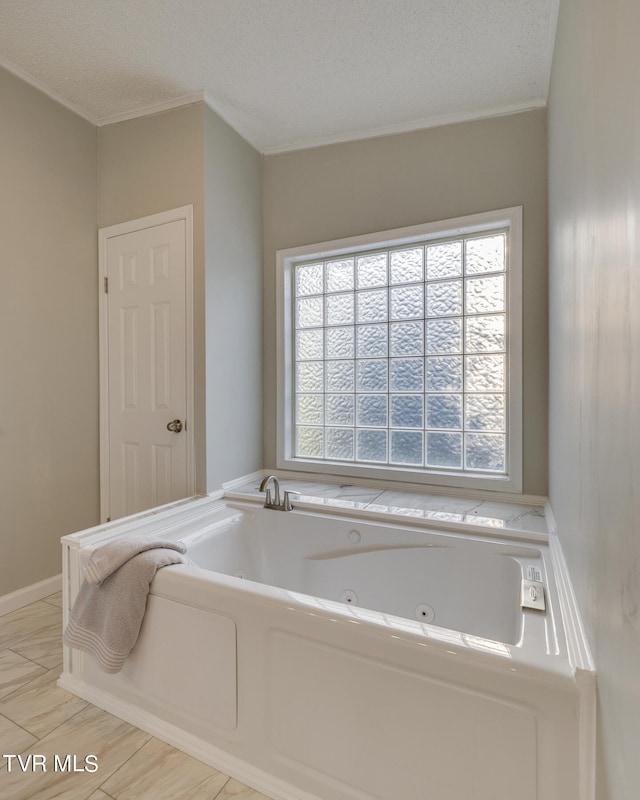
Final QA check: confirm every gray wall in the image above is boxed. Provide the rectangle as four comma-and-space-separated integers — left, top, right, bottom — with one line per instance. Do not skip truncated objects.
203, 106, 263, 489
0, 67, 99, 595
98, 104, 208, 493
263, 110, 549, 495
548, 1, 640, 797
0, 88, 263, 599
99, 103, 263, 495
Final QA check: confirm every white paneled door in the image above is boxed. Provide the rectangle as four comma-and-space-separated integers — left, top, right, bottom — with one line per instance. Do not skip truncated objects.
100, 208, 194, 521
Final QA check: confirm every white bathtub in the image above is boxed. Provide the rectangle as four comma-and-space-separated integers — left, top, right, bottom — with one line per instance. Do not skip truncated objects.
60, 494, 595, 800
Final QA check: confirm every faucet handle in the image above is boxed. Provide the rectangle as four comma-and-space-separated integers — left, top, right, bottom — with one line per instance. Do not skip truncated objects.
283, 490, 301, 511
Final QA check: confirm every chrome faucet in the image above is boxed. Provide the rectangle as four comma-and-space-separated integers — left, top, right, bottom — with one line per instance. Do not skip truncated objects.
259, 474, 281, 507
259, 475, 300, 511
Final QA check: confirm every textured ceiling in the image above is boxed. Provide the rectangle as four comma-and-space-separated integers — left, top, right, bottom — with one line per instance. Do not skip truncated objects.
0, 0, 558, 153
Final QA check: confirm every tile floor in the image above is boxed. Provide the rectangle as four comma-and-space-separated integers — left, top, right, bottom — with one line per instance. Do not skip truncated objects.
0, 594, 269, 800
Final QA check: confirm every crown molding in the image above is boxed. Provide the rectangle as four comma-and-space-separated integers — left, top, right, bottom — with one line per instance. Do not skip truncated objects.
262, 99, 547, 155
201, 92, 263, 152
1, 54, 548, 155
95, 92, 207, 127
0, 56, 97, 124
543, 0, 561, 102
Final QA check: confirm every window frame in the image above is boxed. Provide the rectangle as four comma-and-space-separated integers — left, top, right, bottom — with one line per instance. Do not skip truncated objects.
276, 207, 523, 493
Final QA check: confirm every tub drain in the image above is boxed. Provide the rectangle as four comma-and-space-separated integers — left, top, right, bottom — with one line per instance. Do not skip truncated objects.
341, 590, 358, 605
415, 603, 435, 623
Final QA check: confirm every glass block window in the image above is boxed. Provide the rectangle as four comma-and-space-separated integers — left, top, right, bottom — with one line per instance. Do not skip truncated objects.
280, 208, 522, 490
293, 232, 507, 473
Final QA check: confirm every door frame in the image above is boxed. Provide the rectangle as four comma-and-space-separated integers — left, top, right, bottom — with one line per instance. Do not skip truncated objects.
98, 205, 195, 522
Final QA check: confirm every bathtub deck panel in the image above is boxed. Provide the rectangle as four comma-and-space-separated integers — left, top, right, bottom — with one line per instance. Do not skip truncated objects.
83, 596, 238, 735
60, 493, 595, 800
266, 630, 538, 800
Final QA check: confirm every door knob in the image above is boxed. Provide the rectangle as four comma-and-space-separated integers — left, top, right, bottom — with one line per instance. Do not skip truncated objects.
166, 419, 183, 433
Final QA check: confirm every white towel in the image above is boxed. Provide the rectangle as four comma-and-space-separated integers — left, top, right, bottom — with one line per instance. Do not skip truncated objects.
64, 538, 188, 673
83, 536, 186, 585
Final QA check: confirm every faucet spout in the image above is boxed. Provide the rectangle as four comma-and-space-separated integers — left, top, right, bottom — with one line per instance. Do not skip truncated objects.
259, 474, 281, 508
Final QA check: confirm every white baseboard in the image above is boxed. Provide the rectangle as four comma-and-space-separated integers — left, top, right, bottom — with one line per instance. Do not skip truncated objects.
57, 674, 322, 800
221, 470, 265, 492
0, 574, 62, 617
